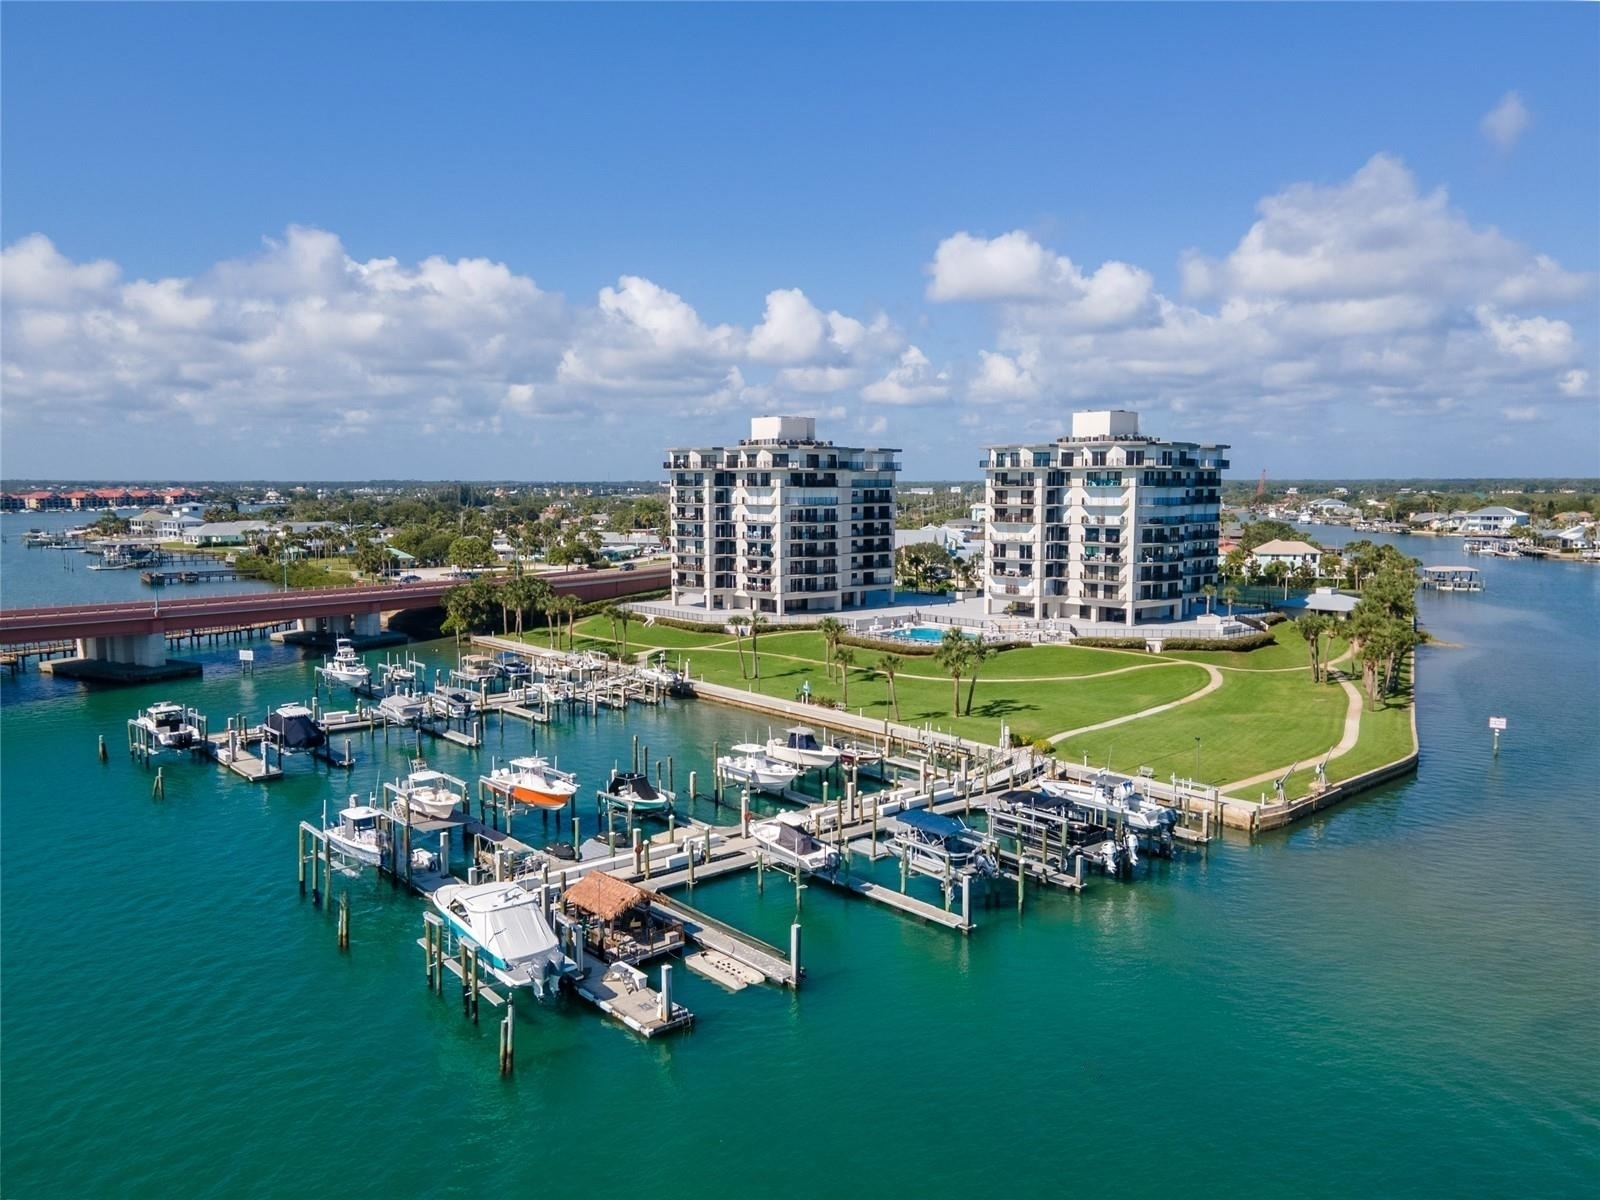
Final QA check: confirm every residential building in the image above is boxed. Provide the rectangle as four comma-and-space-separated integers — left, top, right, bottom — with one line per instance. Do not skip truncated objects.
665, 415, 901, 615
980, 409, 1229, 624
1250, 539, 1323, 569
1461, 506, 1530, 534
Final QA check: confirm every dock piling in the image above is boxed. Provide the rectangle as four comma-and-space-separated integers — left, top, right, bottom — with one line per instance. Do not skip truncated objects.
790, 923, 802, 985
98, 735, 107, 762
338, 889, 350, 951
499, 1003, 514, 1076
658, 962, 673, 1022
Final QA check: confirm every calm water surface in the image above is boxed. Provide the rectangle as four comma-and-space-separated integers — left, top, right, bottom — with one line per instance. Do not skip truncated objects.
2, 521, 1596, 1198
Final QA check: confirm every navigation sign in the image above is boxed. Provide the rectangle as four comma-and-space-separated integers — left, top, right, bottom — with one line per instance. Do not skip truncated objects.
1488, 716, 1507, 731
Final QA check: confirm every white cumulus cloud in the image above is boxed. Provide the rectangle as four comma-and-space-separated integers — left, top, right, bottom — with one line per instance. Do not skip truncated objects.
1481, 91, 1532, 153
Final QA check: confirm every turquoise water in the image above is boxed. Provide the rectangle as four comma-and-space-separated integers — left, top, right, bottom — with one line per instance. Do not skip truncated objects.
2, 523, 1596, 1197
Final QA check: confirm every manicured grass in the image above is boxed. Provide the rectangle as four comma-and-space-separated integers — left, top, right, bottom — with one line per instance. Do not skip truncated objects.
969, 644, 1155, 678
1055, 665, 1348, 787
1170, 621, 1348, 673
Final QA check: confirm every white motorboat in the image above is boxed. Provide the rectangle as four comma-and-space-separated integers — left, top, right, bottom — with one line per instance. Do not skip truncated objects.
432, 881, 564, 992
752, 815, 840, 875
384, 759, 468, 820
597, 771, 674, 817
129, 701, 202, 750
765, 725, 841, 771
376, 691, 427, 726
322, 638, 371, 688
1037, 771, 1177, 833
325, 796, 386, 866
427, 687, 478, 720
715, 743, 802, 793
485, 755, 578, 810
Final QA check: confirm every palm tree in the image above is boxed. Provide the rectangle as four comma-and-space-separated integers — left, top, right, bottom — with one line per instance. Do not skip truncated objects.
557, 594, 582, 650
1222, 584, 1240, 617
748, 612, 770, 684
727, 615, 750, 679
935, 628, 969, 719
617, 606, 633, 663
879, 654, 903, 722
834, 646, 856, 707
1201, 583, 1216, 615
962, 639, 992, 716
818, 617, 845, 681
1296, 612, 1332, 683
600, 603, 621, 658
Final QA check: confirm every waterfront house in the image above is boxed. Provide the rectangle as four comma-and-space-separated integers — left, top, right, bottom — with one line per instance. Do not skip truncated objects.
1249, 538, 1323, 570
1461, 506, 1530, 535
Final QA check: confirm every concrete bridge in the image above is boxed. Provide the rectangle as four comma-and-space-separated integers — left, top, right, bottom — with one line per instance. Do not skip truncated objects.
0, 564, 668, 679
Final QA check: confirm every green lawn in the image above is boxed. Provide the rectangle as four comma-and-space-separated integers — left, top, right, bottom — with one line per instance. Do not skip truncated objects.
1170, 620, 1348, 673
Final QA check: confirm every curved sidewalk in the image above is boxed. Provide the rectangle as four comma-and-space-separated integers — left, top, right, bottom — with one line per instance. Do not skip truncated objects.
1045, 663, 1225, 744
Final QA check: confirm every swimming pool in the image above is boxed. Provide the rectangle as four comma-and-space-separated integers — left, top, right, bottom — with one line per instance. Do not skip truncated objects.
884, 625, 973, 644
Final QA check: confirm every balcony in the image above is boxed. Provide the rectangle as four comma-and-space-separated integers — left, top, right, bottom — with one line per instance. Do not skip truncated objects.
989, 522, 1036, 543
989, 570, 1038, 597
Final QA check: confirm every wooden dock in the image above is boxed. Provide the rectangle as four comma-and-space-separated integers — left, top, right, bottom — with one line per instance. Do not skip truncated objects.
569, 961, 693, 1038
204, 731, 283, 782
644, 890, 799, 987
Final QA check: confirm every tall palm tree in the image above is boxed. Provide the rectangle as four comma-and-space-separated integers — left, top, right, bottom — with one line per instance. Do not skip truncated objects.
600, 603, 621, 658
1222, 584, 1240, 617
935, 628, 969, 719
617, 606, 633, 663
1201, 583, 1216, 615
727, 615, 750, 679
557, 594, 582, 650
879, 654, 903, 722
818, 617, 845, 680
1297, 612, 1332, 683
748, 612, 770, 684
962, 639, 992, 716
834, 646, 856, 707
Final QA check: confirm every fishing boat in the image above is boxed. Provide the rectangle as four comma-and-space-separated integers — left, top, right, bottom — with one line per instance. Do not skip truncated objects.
265, 703, 325, 752
129, 701, 202, 750
765, 724, 842, 771
1037, 771, 1177, 833
496, 653, 533, 685
426, 686, 478, 721
752, 814, 840, 875
384, 759, 468, 820
886, 809, 999, 878
715, 743, 802, 793
597, 771, 674, 819
321, 638, 371, 688
324, 796, 386, 867
432, 881, 565, 993
833, 740, 883, 769
486, 755, 579, 810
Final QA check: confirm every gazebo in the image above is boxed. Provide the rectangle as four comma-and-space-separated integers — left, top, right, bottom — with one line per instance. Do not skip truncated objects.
562, 870, 684, 965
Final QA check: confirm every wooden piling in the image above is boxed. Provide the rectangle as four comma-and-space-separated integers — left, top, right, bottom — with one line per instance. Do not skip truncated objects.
499, 1002, 514, 1076
98, 735, 107, 762
338, 890, 350, 951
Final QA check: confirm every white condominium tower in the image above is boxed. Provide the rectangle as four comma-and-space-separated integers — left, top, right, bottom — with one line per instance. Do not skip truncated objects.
982, 410, 1229, 625
666, 416, 901, 616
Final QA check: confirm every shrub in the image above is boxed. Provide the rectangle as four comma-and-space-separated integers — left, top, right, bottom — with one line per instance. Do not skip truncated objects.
1073, 631, 1276, 652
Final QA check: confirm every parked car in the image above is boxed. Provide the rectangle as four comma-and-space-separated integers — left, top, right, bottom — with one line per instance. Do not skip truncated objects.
398, 574, 423, 583
620, 562, 636, 571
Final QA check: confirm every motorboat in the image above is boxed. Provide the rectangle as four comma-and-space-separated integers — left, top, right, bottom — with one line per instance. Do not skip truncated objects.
715, 743, 802, 794
384, 759, 468, 820
377, 659, 418, 688
1037, 771, 1177, 833
453, 654, 504, 685
752, 815, 840, 875
486, 755, 578, 810
496, 653, 533, 685
427, 686, 478, 721
130, 701, 202, 750
432, 881, 565, 993
765, 725, 841, 771
597, 771, 674, 818
324, 796, 386, 867
376, 691, 427, 726
322, 638, 371, 688
886, 809, 999, 878
265, 703, 325, 752
833, 740, 883, 769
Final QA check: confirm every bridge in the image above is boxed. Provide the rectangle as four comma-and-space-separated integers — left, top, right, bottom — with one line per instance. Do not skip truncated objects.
0, 564, 669, 679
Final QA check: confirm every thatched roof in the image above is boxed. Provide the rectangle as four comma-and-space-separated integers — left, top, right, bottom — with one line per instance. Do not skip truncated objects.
564, 870, 645, 921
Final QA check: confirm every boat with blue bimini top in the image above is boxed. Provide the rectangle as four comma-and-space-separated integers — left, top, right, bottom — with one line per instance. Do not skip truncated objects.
885, 809, 999, 879
766, 725, 841, 771
431, 880, 567, 995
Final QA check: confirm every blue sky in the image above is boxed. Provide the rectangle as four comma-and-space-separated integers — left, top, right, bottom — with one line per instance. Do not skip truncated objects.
3, 3, 1596, 482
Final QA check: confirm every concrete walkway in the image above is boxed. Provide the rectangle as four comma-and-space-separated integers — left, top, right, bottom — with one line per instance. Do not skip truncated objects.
1045, 663, 1225, 744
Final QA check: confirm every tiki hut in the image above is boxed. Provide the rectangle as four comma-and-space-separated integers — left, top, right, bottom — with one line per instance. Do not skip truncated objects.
562, 871, 684, 964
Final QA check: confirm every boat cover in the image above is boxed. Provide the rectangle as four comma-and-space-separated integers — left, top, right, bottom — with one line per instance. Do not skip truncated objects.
267, 707, 326, 750
607, 772, 659, 800
893, 810, 969, 838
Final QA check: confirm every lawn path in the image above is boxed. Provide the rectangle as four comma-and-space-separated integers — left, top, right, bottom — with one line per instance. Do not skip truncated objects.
1221, 671, 1363, 792
1045, 663, 1225, 744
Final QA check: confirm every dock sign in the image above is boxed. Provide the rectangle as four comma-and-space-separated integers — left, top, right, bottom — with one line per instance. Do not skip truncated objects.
1488, 716, 1507, 731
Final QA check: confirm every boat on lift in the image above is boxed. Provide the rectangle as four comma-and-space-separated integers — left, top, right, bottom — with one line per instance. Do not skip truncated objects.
321, 638, 371, 688
765, 725, 841, 771
714, 743, 802, 794
384, 759, 468, 820
885, 809, 999, 878
486, 755, 578, 810
431, 880, 566, 994
129, 701, 203, 750
324, 795, 386, 867
265, 703, 326, 752
496, 653, 533, 685
751, 814, 840, 875
597, 770, 674, 819
1037, 770, 1178, 833
376, 691, 427, 726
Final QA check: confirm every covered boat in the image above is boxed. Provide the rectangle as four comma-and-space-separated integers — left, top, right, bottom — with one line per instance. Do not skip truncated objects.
886, 809, 998, 878
752, 815, 840, 875
266, 703, 325, 752
432, 881, 564, 992
765, 725, 841, 771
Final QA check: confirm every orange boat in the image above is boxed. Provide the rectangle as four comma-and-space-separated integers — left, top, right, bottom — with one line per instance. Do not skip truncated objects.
486, 755, 578, 810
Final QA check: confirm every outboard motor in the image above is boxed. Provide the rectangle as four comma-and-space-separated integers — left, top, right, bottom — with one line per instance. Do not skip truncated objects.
1124, 832, 1140, 870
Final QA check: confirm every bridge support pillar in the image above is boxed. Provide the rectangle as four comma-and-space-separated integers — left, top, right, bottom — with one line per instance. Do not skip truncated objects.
352, 612, 382, 637
78, 633, 168, 668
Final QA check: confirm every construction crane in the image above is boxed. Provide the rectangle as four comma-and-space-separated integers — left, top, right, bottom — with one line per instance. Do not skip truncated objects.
1255, 470, 1267, 503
